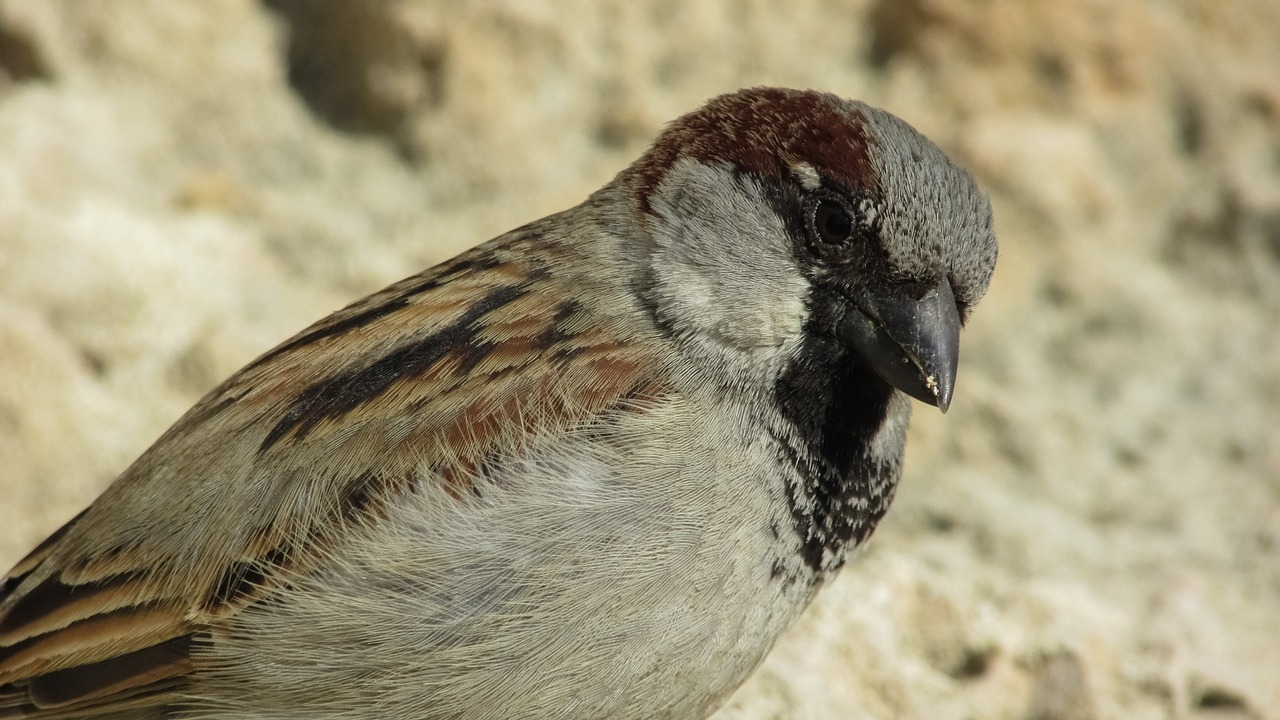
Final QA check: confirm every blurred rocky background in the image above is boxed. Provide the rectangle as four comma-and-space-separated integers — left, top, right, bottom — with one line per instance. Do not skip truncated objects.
1, 1, 1277, 717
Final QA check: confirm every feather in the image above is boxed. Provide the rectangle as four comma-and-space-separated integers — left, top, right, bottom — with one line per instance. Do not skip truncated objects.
0, 215, 668, 717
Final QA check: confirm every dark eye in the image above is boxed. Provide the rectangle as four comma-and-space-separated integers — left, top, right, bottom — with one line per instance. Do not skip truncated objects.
811, 199, 854, 245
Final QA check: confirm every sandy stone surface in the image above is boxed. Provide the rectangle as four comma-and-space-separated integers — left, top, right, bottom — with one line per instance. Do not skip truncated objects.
1, 1, 1277, 717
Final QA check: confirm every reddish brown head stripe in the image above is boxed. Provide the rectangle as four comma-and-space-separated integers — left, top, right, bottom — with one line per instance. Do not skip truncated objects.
631, 88, 877, 213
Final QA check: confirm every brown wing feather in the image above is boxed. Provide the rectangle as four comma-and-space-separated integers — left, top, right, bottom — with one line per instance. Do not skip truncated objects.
0, 220, 667, 718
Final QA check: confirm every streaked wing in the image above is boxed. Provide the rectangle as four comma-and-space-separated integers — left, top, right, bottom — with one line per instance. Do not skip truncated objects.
0, 219, 666, 718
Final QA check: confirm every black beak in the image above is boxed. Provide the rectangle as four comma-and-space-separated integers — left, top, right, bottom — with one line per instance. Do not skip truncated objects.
837, 278, 961, 413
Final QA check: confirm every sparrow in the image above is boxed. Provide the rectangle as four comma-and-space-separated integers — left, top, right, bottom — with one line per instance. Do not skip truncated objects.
0, 87, 996, 719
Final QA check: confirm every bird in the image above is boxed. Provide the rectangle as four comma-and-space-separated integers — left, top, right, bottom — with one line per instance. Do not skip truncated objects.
0, 87, 997, 719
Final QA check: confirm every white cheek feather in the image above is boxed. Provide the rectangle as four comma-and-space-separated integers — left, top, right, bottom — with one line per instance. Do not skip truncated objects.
755, 292, 807, 347
647, 157, 812, 386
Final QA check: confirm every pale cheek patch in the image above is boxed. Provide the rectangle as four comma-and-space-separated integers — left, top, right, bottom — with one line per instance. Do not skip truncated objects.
649, 159, 811, 352
751, 291, 806, 348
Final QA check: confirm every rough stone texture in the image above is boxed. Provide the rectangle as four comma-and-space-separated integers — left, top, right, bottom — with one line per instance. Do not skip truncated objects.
1, 1, 1276, 718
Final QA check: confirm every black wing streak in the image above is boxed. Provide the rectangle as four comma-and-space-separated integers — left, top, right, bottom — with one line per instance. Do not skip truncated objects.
258, 283, 530, 452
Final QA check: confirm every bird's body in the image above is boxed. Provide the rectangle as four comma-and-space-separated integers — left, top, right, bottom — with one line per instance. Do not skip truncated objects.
0, 88, 995, 719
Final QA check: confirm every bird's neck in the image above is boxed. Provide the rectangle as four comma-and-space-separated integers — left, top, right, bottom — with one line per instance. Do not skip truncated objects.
771, 335, 908, 578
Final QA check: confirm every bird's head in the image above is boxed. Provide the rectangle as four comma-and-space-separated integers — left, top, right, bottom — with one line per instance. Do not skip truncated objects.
622, 87, 997, 414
